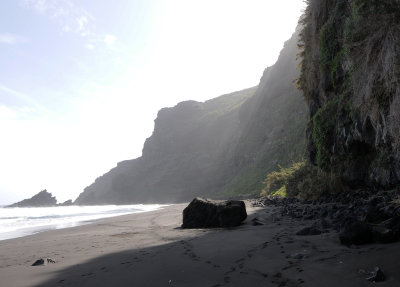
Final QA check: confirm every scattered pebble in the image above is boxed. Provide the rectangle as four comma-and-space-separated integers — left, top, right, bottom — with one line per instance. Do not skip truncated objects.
31, 258, 56, 266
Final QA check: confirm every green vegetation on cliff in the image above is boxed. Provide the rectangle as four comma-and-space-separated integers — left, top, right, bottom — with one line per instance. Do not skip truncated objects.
298, 0, 400, 189
261, 160, 342, 200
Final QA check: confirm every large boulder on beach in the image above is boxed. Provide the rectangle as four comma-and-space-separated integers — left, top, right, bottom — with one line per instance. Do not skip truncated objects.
182, 198, 247, 228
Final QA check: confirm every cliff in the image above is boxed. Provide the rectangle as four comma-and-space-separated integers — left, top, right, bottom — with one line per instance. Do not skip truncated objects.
7, 190, 57, 207
75, 29, 307, 205
299, 0, 400, 188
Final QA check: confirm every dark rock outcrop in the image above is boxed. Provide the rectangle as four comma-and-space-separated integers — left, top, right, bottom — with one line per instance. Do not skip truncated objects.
182, 198, 247, 228
255, 189, 400, 246
7, 190, 57, 207
75, 28, 307, 205
299, 0, 400, 189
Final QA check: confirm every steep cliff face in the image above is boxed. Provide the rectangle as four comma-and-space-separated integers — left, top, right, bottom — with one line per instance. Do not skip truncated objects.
75, 30, 307, 204
299, 0, 400, 188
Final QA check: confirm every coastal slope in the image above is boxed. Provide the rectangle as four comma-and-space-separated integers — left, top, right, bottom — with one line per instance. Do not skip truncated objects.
75, 29, 307, 205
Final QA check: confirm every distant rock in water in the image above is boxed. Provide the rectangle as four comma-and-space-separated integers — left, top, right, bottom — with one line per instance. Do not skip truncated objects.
7, 190, 57, 207
182, 198, 247, 228
59, 199, 73, 206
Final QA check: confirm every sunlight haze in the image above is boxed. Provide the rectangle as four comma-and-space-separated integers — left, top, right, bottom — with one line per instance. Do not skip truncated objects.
0, 0, 305, 204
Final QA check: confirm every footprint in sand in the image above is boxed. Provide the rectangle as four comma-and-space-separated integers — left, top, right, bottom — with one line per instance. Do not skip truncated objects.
256, 271, 268, 278
234, 258, 245, 263
298, 278, 305, 284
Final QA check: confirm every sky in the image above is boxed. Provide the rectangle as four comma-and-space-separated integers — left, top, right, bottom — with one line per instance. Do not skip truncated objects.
0, 0, 305, 205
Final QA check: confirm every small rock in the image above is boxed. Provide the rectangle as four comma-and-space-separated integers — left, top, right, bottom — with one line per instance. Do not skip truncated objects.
313, 218, 331, 230
303, 214, 314, 220
372, 226, 397, 243
366, 267, 385, 282
339, 220, 373, 246
386, 215, 400, 232
32, 258, 56, 266
364, 206, 386, 223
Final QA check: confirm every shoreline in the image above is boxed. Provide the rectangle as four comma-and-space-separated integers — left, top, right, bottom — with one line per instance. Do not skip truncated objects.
0, 204, 167, 241
1, 202, 400, 286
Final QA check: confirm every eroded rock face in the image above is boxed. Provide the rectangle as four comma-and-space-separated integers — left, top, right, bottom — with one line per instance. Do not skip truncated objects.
299, 0, 400, 188
182, 198, 247, 228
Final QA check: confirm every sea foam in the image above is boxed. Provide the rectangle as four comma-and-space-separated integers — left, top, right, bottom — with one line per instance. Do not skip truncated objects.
0, 204, 164, 240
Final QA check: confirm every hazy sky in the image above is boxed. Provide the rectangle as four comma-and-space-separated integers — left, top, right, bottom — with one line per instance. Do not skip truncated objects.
0, 0, 305, 205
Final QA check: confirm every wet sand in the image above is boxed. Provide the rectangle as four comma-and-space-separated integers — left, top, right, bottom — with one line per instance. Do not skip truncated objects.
1, 203, 400, 287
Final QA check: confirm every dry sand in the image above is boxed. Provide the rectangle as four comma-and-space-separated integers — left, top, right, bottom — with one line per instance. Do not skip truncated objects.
1, 203, 400, 287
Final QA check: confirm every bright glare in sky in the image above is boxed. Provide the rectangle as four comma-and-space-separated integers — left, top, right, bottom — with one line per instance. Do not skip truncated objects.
0, 0, 305, 204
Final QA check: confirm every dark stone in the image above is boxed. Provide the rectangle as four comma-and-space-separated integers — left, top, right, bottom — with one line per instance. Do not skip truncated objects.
339, 220, 373, 246
32, 258, 56, 266
296, 226, 322, 236
182, 198, 247, 228
303, 214, 314, 220
381, 204, 395, 218
372, 226, 397, 244
386, 215, 400, 232
364, 206, 381, 223
313, 218, 331, 230
366, 267, 385, 282
319, 209, 328, 218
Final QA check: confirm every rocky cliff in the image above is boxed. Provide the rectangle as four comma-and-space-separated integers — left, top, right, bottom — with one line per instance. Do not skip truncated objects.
299, 0, 400, 188
75, 29, 307, 205
7, 190, 57, 207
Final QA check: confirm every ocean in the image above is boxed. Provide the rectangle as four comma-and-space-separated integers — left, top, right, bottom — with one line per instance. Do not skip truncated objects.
0, 204, 165, 241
